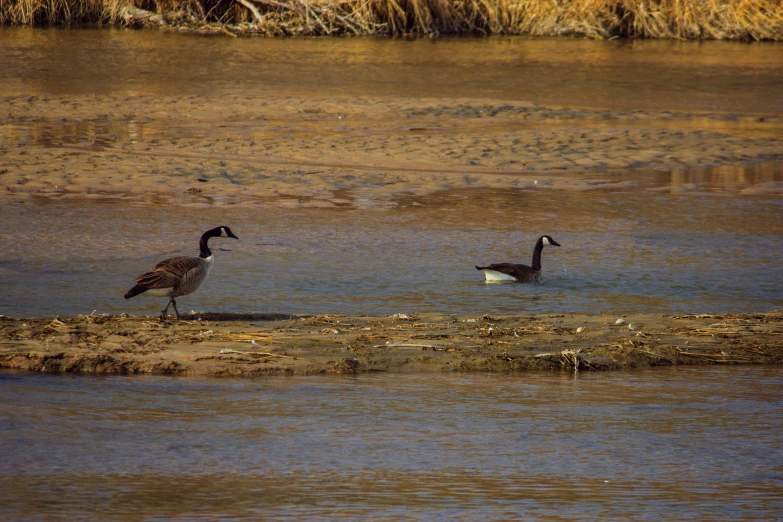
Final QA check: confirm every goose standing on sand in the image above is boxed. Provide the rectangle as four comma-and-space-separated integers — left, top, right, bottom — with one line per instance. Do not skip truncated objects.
124, 226, 239, 320
476, 235, 560, 282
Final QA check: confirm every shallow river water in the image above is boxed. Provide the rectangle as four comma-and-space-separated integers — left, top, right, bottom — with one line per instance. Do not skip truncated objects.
1, 191, 782, 318
1, 367, 782, 519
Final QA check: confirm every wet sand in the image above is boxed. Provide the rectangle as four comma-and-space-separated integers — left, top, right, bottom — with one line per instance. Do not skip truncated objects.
2, 311, 781, 376
3, 94, 782, 209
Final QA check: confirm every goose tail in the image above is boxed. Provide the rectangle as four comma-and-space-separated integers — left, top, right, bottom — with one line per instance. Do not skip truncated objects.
124, 285, 146, 299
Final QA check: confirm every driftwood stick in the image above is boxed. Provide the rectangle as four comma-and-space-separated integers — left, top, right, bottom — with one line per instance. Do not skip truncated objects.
298, 0, 330, 33
634, 348, 676, 363
253, 0, 299, 11
329, 8, 363, 34
237, 0, 266, 24
374, 343, 443, 349
219, 348, 296, 359
120, 6, 165, 24
223, 333, 277, 342
678, 351, 752, 360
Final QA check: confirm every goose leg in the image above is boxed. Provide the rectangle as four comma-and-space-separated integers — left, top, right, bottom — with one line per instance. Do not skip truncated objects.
160, 298, 174, 322
171, 299, 181, 320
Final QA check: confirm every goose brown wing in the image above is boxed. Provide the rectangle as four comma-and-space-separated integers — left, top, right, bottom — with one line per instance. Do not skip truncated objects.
135, 256, 201, 289
483, 263, 536, 279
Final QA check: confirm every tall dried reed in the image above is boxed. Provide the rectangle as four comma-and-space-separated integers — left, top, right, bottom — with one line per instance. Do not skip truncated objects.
1, 0, 781, 40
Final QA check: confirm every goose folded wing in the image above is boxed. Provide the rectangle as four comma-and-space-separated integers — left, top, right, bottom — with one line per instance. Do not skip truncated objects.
484, 263, 535, 279
135, 256, 201, 288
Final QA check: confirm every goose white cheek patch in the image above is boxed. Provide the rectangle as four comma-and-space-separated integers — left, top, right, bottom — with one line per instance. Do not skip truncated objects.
543, 237, 551, 246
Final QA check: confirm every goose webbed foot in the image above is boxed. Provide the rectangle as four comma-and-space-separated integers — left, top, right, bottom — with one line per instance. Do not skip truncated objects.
159, 298, 176, 322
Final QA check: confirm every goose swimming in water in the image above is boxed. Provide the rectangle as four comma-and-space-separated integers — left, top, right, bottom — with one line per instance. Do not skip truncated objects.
124, 226, 239, 320
476, 235, 560, 282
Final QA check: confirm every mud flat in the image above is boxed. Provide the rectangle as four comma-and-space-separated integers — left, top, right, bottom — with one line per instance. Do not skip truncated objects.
3, 95, 783, 209
1, 311, 781, 377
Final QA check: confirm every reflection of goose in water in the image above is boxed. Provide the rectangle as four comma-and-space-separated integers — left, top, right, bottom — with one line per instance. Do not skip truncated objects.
476, 235, 561, 282
124, 226, 239, 321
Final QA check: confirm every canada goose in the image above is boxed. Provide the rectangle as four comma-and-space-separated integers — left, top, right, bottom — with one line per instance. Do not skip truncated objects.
476, 235, 560, 282
124, 226, 239, 320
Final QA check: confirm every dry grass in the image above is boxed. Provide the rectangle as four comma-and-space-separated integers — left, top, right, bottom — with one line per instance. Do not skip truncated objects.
1, 0, 781, 39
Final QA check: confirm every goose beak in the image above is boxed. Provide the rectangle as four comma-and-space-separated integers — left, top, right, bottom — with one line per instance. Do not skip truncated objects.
551, 239, 561, 247
229, 232, 239, 240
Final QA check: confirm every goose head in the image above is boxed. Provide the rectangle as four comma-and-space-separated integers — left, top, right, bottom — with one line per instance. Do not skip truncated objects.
540, 235, 560, 247
208, 226, 239, 240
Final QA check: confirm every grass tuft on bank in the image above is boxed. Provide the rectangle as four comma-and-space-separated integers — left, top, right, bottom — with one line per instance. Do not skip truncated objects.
2, 0, 782, 39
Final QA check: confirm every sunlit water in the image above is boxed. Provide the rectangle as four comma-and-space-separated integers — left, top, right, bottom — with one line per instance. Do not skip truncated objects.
2, 28, 782, 113
1, 367, 781, 519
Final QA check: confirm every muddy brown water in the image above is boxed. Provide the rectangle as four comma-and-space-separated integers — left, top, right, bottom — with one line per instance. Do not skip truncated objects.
2, 28, 783, 112
1, 367, 782, 519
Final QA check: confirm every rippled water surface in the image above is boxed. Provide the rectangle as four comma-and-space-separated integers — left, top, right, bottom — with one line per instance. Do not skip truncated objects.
1, 367, 781, 519
1, 190, 782, 318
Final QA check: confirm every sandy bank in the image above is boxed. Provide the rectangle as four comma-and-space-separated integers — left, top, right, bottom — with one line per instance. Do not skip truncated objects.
2, 311, 781, 377
2, 95, 782, 208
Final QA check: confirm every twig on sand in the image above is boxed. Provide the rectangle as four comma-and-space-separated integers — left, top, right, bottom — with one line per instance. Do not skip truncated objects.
374, 343, 444, 350
634, 347, 676, 363
223, 333, 278, 343
535, 349, 593, 371
219, 348, 296, 359
142, 321, 166, 329
50, 317, 69, 329
677, 350, 752, 362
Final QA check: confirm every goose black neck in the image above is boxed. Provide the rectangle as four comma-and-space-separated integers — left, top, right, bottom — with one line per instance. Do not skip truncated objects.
199, 231, 216, 259
531, 238, 545, 271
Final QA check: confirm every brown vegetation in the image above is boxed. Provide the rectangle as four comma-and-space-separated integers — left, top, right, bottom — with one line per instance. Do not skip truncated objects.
1, 0, 781, 39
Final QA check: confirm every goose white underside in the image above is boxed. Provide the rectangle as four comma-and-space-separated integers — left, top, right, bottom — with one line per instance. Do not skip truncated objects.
139, 288, 175, 297
480, 269, 518, 282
